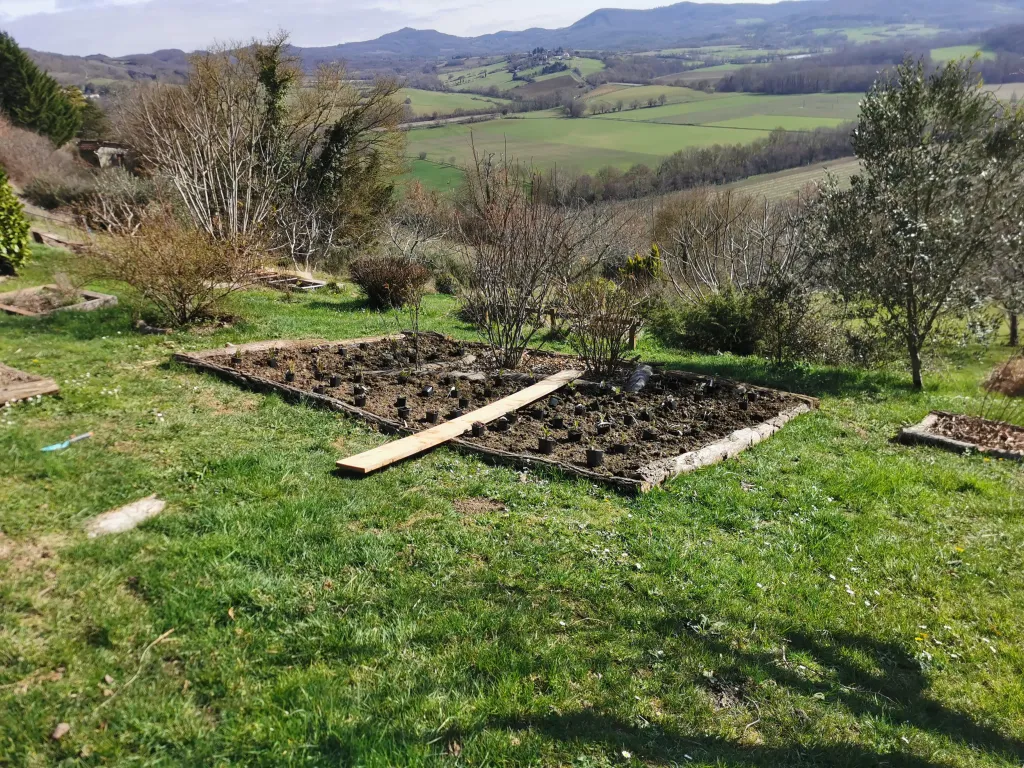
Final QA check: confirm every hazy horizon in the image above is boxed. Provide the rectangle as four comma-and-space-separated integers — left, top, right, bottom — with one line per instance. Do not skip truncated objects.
1, 0, 782, 56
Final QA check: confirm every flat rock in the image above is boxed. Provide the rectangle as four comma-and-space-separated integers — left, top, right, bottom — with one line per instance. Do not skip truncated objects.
85, 495, 166, 538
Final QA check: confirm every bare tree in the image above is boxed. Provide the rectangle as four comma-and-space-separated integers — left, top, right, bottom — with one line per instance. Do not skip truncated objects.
458, 145, 622, 369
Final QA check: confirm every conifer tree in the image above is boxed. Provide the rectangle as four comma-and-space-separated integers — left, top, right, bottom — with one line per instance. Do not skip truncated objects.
0, 31, 81, 146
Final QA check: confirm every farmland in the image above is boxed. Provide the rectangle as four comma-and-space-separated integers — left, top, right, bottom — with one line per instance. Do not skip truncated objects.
726, 157, 861, 200
812, 24, 945, 42
397, 88, 511, 117
931, 46, 997, 63
441, 56, 605, 94
405, 91, 862, 185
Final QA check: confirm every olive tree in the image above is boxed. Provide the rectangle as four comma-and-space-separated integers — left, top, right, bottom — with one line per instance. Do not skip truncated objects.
805, 59, 1024, 389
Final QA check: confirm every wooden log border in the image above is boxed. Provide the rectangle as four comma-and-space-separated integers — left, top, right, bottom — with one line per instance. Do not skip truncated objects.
0, 362, 60, 405
175, 335, 819, 494
898, 411, 1024, 462
0, 285, 118, 317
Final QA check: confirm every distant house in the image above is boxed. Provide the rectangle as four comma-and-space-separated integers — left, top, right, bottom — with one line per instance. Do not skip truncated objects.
78, 140, 129, 169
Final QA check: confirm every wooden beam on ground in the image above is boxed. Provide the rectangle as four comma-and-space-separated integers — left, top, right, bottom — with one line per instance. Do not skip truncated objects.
0, 363, 60, 405
336, 369, 583, 476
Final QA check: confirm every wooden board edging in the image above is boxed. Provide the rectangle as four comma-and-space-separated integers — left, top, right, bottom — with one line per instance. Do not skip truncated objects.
0, 362, 60, 405
0, 285, 118, 317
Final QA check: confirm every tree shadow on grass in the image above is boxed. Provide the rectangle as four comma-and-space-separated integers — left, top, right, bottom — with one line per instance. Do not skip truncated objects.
304, 297, 374, 314
0, 305, 135, 342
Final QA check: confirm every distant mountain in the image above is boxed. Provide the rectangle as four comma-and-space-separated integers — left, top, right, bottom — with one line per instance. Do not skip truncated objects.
24, 0, 1024, 85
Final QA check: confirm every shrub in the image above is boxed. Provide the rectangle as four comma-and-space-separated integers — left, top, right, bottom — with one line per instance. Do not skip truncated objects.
81, 168, 160, 234
0, 170, 31, 276
349, 255, 431, 310
563, 277, 647, 376
88, 208, 261, 326
22, 170, 96, 210
672, 288, 760, 356
0, 114, 88, 190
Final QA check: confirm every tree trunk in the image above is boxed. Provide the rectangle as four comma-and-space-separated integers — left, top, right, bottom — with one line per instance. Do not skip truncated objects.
909, 338, 924, 391
1010, 313, 1019, 347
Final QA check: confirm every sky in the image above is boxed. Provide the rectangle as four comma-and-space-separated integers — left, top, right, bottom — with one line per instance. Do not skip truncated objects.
0, 0, 777, 56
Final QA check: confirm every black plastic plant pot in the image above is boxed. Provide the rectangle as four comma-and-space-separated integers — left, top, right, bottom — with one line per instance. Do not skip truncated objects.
538, 437, 556, 455
284, 371, 295, 383
495, 416, 510, 431
337, 346, 346, 357
313, 385, 325, 395
398, 374, 409, 385
398, 406, 411, 419
614, 393, 624, 403
586, 449, 605, 468
268, 357, 278, 369
623, 413, 636, 427
421, 385, 434, 397
506, 412, 519, 425
397, 396, 408, 408
483, 387, 494, 398
354, 395, 367, 408
574, 403, 587, 416
639, 410, 652, 422
693, 390, 703, 402
231, 356, 241, 367
532, 407, 547, 420
330, 375, 342, 388
359, 343, 368, 351
459, 397, 470, 409
568, 429, 583, 443
449, 388, 459, 399
611, 443, 629, 456
451, 408, 465, 419
551, 416, 565, 430
597, 422, 612, 436
426, 410, 439, 424
353, 372, 364, 383
353, 384, 366, 396
663, 397, 677, 411
740, 399, 749, 411
748, 391, 759, 403
472, 422, 485, 438
548, 396, 561, 408
642, 429, 659, 442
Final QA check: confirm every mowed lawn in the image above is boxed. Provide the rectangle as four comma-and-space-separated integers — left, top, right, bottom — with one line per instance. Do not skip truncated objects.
398, 88, 511, 117
2, 245, 1023, 766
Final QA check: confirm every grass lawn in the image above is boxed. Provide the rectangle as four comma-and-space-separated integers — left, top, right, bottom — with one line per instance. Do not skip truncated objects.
397, 89, 511, 118
3, 246, 1024, 766
398, 158, 466, 192
931, 46, 997, 63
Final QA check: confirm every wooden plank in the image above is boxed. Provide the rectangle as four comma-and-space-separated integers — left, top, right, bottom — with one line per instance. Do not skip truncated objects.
337, 369, 583, 475
0, 362, 60, 405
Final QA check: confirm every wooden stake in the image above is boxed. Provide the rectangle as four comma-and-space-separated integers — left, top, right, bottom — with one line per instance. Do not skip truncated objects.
336, 369, 582, 475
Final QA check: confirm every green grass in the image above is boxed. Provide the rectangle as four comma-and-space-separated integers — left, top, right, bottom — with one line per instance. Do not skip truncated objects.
814, 24, 945, 43
590, 93, 862, 128
931, 46, 997, 63
584, 85, 718, 108
441, 57, 603, 94
398, 88, 511, 118
398, 158, 465, 191
2, 245, 1023, 765
727, 157, 861, 199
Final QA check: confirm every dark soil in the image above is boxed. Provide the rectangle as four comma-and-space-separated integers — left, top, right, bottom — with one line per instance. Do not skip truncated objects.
931, 413, 1024, 455
221, 337, 806, 479
0, 363, 40, 388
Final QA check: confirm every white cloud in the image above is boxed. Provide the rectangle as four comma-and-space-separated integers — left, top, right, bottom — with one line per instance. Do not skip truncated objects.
1, 0, 778, 55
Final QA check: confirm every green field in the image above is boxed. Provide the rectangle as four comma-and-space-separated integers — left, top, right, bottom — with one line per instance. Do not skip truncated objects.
2, 244, 1023, 766
931, 46, 997, 63
398, 88, 511, 118
441, 57, 603, 94
814, 24, 944, 42
584, 84, 720, 109
406, 92, 862, 187
398, 158, 466, 191
727, 157, 861, 199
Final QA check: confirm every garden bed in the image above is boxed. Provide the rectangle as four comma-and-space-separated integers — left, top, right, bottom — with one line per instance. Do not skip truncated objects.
175, 334, 817, 492
0, 285, 118, 317
255, 271, 327, 292
0, 362, 60, 405
900, 411, 1024, 461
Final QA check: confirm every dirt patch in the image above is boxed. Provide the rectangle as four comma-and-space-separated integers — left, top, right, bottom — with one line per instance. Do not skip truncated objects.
453, 497, 506, 515
702, 673, 749, 711
930, 413, 1024, 454
0, 363, 38, 389
0, 532, 66, 577
0, 286, 81, 313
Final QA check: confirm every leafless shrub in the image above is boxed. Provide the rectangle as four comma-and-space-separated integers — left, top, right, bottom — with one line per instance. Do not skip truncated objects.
562, 277, 649, 376
87, 207, 261, 326
348, 255, 431, 310
0, 116, 88, 191
80, 168, 160, 235
457, 146, 623, 369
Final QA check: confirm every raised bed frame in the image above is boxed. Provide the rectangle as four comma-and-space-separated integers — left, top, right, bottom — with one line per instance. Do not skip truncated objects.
255, 271, 327, 292
174, 335, 818, 493
0, 285, 118, 317
0, 362, 59, 405
899, 411, 1024, 462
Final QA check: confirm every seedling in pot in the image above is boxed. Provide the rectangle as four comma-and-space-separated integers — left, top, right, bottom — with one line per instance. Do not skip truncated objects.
548, 395, 562, 408
397, 406, 411, 419
538, 429, 556, 455
337, 346, 347, 357
231, 349, 242, 367
459, 397, 470, 410
421, 384, 434, 397
574, 403, 587, 416
495, 416, 509, 431
611, 442, 629, 456
642, 419, 659, 441
551, 415, 565, 430
597, 421, 612, 436
623, 412, 636, 427
313, 384, 326, 395
586, 448, 605, 468
568, 421, 583, 442
330, 374, 342, 388
639, 409, 652, 422
267, 350, 279, 368
483, 387, 494, 398
748, 390, 759, 403
314, 358, 327, 380
739, 398, 749, 411
612, 387, 624, 403
354, 394, 367, 408
353, 384, 366, 396
352, 370, 364, 384
425, 410, 440, 424
663, 396, 678, 411
450, 408, 465, 419
398, 371, 409, 385
505, 411, 519, 426
284, 364, 296, 383
471, 421, 485, 438
531, 407, 548, 420
448, 387, 459, 399
359, 342, 369, 351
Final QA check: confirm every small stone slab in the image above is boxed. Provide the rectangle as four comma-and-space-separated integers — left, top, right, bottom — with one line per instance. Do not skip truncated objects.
86, 495, 166, 538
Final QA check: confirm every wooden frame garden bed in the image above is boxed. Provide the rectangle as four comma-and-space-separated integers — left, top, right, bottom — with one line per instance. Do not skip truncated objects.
0, 362, 60, 406
174, 334, 818, 493
0, 285, 118, 317
255, 271, 327, 292
899, 411, 1024, 462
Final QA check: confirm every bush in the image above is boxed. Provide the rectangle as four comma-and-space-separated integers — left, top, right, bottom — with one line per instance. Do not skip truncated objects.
88, 208, 260, 326
22, 171, 96, 210
563, 277, 647, 376
349, 255, 431, 310
420, 246, 471, 296
81, 168, 160, 234
0, 170, 30, 276
653, 288, 760, 356
0, 115, 87, 190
